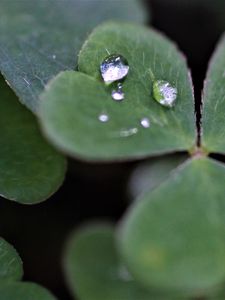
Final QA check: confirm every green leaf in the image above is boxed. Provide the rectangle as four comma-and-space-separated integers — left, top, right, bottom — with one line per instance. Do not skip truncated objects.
118, 157, 225, 296
39, 22, 196, 161
0, 282, 57, 300
201, 34, 225, 153
64, 224, 178, 300
0, 0, 147, 113
0, 76, 66, 204
128, 153, 188, 199
0, 238, 23, 282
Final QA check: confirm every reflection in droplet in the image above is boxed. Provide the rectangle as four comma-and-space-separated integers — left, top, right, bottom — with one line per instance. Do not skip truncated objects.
112, 83, 124, 101
153, 80, 177, 108
140, 117, 150, 128
100, 54, 129, 84
98, 113, 109, 123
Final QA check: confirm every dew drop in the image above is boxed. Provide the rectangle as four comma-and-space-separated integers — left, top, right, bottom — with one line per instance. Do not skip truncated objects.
120, 128, 138, 137
111, 83, 124, 101
140, 117, 150, 128
153, 80, 177, 108
100, 54, 129, 84
52, 54, 56, 59
98, 113, 109, 123
112, 90, 124, 101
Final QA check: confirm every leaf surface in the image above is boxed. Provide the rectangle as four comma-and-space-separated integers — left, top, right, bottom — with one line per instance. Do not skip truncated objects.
39, 23, 196, 161
0, 282, 57, 300
0, 77, 66, 204
0, 0, 147, 112
202, 34, 225, 153
0, 238, 23, 282
118, 157, 225, 295
128, 153, 188, 199
64, 224, 179, 300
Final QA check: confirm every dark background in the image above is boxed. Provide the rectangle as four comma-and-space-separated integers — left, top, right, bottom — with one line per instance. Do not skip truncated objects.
0, 1, 225, 299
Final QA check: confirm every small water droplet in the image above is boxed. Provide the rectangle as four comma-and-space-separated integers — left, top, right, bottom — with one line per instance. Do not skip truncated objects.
52, 54, 56, 59
111, 83, 124, 101
100, 54, 129, 84
98, 113, 109, 123
120, 128, 138, 137
112, 90, 124, 101
140, 117, 150, 128
153, 80, 177, 108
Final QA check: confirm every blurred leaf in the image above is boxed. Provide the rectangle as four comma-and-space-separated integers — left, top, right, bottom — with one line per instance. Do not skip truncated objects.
0, 238, 23, 282
0, 77, 66, 204
0, 282, 57, 300
202, 34, 225, 154
64, 224, 179, 300
118, 157, 225, 296
128, 153, 188, 199
0, 0, 147, 112
39, 22, 195, 161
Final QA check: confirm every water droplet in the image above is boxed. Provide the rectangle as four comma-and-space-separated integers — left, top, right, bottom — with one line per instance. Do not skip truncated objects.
100, 54, 129, 84
112, 90, 124, 101
52, 54, 56, 59
120, 128, 138, 137
140, 117, 150, 128
111, 83, 124, 101
153, 80, 177, 108
98, 113, 109, 123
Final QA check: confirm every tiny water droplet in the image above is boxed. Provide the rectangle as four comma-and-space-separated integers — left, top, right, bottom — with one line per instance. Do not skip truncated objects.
111, 83, 124, 101
98, 113, 109, 123
120, 128, 138, 137
100, 54, 129, 84
52, 54, 56, 59
140, 117, 150, 128
153, 80, 177, 108
112, 90, 124, 101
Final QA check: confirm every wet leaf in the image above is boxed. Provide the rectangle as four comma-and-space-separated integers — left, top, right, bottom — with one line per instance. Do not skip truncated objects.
39, 22, 196, 161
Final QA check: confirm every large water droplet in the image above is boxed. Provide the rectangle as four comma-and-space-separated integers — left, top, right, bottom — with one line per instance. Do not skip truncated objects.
100, 54, 129, 84
140, 117, 150, 128
98, 113, 109, 123
153, 80, 177, 108
111, 83, 124, 101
